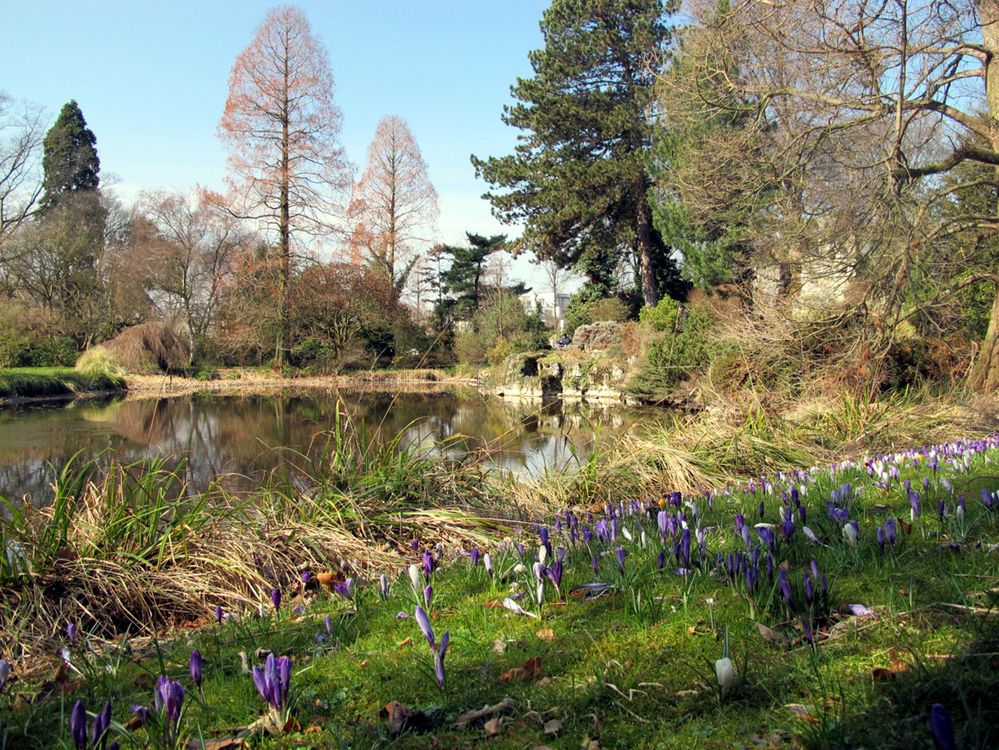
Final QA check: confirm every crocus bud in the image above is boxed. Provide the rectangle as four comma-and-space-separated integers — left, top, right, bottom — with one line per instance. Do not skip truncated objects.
190, 648, 203, 688
929, 703, 955, 750
92, 700, 112, 747
408, 564, 421, 591
379, 574, 389, 599
215, 605, 223, 624
70, 699, 87, 750
483, 553, 494, 577
0, 659, 9, 692
715, 657, 735, 691
270, 588, 281, 614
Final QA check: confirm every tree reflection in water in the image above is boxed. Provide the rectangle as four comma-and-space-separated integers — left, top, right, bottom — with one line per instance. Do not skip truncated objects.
0, 391, 668, 505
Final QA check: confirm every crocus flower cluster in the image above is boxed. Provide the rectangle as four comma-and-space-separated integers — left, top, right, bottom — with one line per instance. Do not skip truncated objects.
252, 653, 292, 732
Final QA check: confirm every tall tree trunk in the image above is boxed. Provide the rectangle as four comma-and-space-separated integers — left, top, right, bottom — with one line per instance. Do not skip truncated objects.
635, 174, 658, 308
971, 0, 999, 392
277, 64, 291, 369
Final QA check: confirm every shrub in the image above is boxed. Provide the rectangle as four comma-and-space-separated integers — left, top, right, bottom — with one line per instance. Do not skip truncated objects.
627, 298, 716, 400
563, 291, 632, 338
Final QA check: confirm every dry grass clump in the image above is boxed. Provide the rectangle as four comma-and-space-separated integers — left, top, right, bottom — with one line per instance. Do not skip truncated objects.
99, 322, 188, 374
0, 435, 503, 662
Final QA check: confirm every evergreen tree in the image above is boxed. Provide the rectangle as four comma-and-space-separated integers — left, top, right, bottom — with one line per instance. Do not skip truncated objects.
472, 0, 681, 307
41, 100, 100, 209
440, 233, 506, 320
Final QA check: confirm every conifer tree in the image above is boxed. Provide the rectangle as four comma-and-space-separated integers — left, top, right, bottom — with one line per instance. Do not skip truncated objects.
41, 100, 99, 209
472, 0, 681, 307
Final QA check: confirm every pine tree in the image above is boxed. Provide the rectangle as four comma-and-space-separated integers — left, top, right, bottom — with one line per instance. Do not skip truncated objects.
41, 100, 100, 209
472, 0, 681, 307
441, 233, 506, 320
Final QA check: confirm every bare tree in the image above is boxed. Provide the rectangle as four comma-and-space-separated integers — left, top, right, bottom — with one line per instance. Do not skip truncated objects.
347, 115, 438, 289
138, 190, 249, 364
660, 0, 999, 390
218, 5, 351, 365
0, 93, 44, 260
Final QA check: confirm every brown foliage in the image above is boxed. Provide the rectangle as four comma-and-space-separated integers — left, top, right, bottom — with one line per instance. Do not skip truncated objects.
347, 115, 438, 288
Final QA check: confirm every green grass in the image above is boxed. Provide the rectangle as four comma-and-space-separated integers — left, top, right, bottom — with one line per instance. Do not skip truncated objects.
2, 436, 997, 748
0, 367, 125, 399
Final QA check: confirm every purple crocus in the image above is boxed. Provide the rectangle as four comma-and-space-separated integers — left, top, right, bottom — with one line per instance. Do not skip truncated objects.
982, 488, 995, 511
885, 518, 897, 545
547, 560, 564, 590
657, 550, 666, 571
469, 548, 480, 567
252, 653, 292, 730
423, 583, 433, 609
70, 699, 87, 750
154, 675, 185, 736
215, 605, 223, 624
270, 588, 281, 614
66, 622, 78, 644
434, 630, 450, 687
804, 572, 814, 604
92, 701, 112, 749
415, 606, 434, 648
929, 703, 956, 750
422, 551, 435, 581
909, 491, 922, 519
615, 546, 627, 575
190, 649, 203, 690
130, 704, 151, 726
0, 659, 9, 693
334, 578, 355, 602
779, 568, 793, 608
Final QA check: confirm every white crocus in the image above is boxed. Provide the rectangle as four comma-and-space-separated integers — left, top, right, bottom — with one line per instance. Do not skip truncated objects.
408, 564, 421, 592
842, 523, 858, 546
715, 657, 735, 690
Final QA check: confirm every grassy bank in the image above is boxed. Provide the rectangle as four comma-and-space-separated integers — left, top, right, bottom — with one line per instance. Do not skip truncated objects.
0, 396, 999, 748
0, 429, 996, 748
0, 367, 126, 400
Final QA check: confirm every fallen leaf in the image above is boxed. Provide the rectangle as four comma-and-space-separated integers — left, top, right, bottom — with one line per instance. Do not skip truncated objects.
500, 656, 543, 683
756, 622, 789, 649
872, 660, 909, 682
380, 701, 435, 734
398, 637, 412, 647
315, 572, 341, 587
484, 717, 503, 735
544, 719, 564, 735
536, 628, 555, 642
492, 636, 509, 654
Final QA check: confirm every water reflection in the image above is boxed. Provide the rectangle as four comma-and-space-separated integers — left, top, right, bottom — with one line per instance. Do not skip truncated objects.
0, 390, 667, 503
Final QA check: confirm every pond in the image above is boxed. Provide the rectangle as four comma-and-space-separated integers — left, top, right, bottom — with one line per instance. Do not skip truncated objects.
0, 389, 669, 504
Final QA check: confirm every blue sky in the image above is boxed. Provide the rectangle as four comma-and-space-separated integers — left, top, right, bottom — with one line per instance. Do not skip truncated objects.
2, 1, 555, 278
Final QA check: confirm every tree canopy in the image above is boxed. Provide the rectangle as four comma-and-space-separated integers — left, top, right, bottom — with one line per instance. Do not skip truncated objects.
472, 0, 680, 307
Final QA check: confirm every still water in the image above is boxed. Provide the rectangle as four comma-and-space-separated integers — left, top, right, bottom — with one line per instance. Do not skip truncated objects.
0, 389, 667, 503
